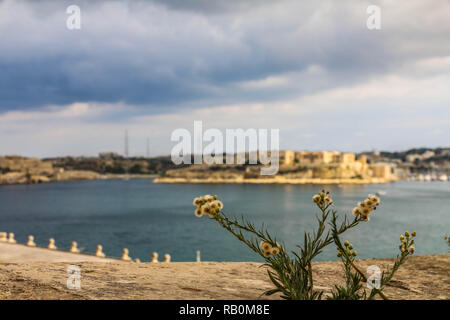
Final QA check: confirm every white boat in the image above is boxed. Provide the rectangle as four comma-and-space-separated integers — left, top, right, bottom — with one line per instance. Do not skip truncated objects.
376, 190, 387, 196
439, 174, 448, 181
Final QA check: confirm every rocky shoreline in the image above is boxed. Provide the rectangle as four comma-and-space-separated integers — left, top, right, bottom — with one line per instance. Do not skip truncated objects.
0, 173, 156, 186
155, 160, 397, 185
0, 170, 102, 185
154, 177, 394, 184
0, 155, 160, 186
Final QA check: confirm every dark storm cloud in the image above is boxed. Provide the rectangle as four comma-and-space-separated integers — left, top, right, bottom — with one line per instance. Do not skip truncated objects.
0, 0, 449, 112
148, 0, 277, 14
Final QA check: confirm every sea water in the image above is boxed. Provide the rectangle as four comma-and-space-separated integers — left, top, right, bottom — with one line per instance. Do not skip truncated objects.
0, 179, 448, 262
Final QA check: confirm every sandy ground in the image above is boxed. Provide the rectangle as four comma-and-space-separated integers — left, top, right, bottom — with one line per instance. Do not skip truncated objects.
0, 242, 448, 300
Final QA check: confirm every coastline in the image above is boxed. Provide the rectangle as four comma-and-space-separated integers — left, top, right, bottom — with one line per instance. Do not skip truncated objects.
0, 173, 158, 186
153, 177, 395, 184
102, 173, 158, 180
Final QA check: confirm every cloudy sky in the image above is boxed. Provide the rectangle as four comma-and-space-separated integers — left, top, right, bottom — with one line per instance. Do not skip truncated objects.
1, 0, 449, 157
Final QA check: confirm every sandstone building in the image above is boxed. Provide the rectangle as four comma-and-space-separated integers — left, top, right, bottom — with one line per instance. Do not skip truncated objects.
279, 150, 392, 180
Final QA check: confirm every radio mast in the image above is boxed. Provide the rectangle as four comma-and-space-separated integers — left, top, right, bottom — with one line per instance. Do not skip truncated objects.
124, 129, 129, 159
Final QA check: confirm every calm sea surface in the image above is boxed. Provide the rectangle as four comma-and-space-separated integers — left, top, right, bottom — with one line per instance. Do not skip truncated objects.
0, 179, 448, 262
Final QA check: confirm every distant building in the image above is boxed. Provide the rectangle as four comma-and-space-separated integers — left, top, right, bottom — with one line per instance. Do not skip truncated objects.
0, 156, 53, 175
421, 151, 435, 159
406, 154, 422, 163
282, 150, 296, 165
99, 152, 121, 159
293, 151, 340, 165
276, 150, 397, 180
370, 164, 394, 179
290, 151, 356, 165
338, 153, 356, 164
406, 151, 435, 163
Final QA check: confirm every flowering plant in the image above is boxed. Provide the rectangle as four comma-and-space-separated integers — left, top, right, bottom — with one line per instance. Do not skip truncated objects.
193, 190, 416, 300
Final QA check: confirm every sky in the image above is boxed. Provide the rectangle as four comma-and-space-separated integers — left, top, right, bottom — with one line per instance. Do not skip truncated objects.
0, 0, 450, 158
